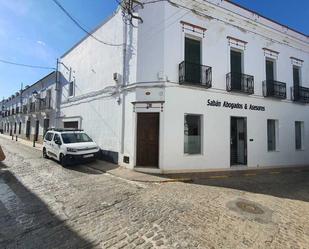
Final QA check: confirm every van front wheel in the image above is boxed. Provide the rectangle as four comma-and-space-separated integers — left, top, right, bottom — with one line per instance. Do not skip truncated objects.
59, 154, 67, 167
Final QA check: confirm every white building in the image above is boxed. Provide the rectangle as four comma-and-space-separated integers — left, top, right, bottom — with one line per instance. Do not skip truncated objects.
57, 0, 309, 173
1, 72, 58, 143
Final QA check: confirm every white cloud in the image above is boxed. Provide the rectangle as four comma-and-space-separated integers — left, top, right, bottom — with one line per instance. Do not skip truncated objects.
37, 40, 46, 46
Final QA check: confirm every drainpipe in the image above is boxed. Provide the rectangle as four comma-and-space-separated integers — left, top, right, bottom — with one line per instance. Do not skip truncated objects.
120, 8, 128, 156
55, 58, 60, 128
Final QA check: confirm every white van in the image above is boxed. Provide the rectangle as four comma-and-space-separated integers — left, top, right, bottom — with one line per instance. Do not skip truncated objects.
43, 128, 100, 166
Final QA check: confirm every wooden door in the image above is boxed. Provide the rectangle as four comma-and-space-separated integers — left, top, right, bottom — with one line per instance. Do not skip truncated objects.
136, 113, 159, 168
230, 50, 242, 90
35, 120, 39, 141
185, 37, 201, 84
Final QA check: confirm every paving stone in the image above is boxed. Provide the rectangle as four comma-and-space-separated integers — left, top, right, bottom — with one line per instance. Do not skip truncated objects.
0, 137, 309, 249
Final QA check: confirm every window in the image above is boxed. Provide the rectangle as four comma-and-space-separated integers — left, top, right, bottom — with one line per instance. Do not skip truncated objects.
293, 66, 301, 87
295, 121, 304, 150
54, 134, 61, 144
44, 132, 54, 141
266, 59, 275, 81
184, 114, 202, 154
61, 133, 93, 144
267, 119, 278, 151
69, 81, 74, 97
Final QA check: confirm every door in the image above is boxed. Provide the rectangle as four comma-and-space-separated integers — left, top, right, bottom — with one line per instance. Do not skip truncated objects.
43, 119, 50, 136
266, 59, 274, 95
26, 120, 31, 138
34, 120, 39, 141
230, 50, 242, 90
52, 133, 62, 159
185, 37, 201, 84
293, 66, 300, 100
230, 117, 247, 166
136, 113, 159, 168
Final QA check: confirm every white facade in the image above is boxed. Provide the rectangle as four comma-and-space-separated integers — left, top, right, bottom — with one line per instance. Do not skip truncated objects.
1, 72, 58, 143
57, 0, 309, 172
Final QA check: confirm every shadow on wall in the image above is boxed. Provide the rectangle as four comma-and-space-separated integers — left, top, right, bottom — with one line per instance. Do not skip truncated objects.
0, 163, 94, 249
192, 170, 309, 202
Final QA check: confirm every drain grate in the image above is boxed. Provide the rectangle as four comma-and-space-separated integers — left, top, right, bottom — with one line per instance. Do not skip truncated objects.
236, 201, 265, 214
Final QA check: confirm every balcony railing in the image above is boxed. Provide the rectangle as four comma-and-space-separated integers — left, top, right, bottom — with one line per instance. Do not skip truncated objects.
263, 80, 286, 99
40, 97, 52, 111
226, 72, 254, 94
179, 61, 212, 88
292, 86, 309, 103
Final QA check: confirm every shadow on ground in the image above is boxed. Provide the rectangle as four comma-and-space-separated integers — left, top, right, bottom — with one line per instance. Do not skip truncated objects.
192, 171, 309, 202
0, 162, 94, 249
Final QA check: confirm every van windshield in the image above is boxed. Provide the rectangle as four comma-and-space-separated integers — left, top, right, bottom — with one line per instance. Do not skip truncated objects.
61, 133, 93, 144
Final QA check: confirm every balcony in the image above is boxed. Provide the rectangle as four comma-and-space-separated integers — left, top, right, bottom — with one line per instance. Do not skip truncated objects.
179, 61, 212, 88
292, 86, 309, 103
226, 72, 254, 94
263, 80, 286, 99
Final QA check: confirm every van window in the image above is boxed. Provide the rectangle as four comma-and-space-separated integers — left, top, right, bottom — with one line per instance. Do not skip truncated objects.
45, 132, 54, 141
61, 133, 93, 144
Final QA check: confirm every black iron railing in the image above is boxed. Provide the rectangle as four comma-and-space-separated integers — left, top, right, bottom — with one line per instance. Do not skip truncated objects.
263, 80, 286, 99
179, 61, 212, 88
226, 72, 254, 94
292, 86, 309, 103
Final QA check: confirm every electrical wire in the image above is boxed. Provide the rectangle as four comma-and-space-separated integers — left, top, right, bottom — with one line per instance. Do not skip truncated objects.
52, 0, 123, 47
0, 59, 55, 70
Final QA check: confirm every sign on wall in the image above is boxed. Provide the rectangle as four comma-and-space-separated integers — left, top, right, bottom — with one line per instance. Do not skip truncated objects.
207, 99, 265, 111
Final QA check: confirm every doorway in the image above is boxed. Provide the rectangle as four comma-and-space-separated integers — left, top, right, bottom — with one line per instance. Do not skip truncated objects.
35, 120, 39, 141
185, 37, 201, 84
230, 50, 243, 90
230, 117, 247, 166
136, 113, 159, 168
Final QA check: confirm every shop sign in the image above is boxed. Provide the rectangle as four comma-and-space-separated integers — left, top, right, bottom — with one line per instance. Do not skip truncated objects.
207, 99, 265, 111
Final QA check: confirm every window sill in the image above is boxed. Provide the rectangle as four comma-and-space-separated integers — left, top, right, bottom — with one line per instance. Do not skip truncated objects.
267, 150, 280, 152
184, 153, 203, 157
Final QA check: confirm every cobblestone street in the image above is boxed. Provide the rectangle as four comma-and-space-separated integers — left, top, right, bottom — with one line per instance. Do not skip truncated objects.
0, 137, 309, 249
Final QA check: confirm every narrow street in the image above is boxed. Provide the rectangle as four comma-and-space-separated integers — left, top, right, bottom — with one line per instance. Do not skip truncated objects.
0, 137, 309, 249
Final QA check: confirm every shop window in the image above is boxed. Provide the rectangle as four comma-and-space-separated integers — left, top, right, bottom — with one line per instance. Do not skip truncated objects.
184, 114, 202, 154
295, 121, 304, 150
267, 119, 278, 151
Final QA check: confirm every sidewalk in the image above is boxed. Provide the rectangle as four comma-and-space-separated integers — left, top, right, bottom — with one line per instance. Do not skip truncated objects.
1, 133, 308, 183
0, 134, 43, 151
87, 161, 191, 183
86, 160, 309, 183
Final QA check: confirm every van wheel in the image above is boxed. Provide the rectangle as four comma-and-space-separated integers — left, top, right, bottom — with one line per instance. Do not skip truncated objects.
43, 148, 49, 159
59, 154, 67, 167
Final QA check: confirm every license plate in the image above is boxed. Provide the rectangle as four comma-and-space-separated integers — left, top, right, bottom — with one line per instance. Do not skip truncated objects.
83, 154, 94, 158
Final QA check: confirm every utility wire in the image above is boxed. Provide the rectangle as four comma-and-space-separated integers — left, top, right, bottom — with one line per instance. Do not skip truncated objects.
52, 0, 123, 47
0, 59, 55, 70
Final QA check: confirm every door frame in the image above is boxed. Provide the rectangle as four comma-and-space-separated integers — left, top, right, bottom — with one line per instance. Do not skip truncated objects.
134, 112, 160, 168
230, 116, 247, 167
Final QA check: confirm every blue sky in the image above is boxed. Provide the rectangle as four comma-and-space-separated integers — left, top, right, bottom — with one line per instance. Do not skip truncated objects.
0, 0, 308, 99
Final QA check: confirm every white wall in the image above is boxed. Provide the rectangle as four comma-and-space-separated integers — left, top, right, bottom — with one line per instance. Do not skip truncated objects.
59, 9, 138, 157
161, 87, 309, 171
131, 0, 309, 171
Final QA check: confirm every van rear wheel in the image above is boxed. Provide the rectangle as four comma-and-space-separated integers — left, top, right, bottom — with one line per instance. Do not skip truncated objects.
43, 148, 49, 159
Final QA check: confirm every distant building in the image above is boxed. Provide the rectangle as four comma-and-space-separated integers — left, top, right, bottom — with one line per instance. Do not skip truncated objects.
0, 72, 58, 143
